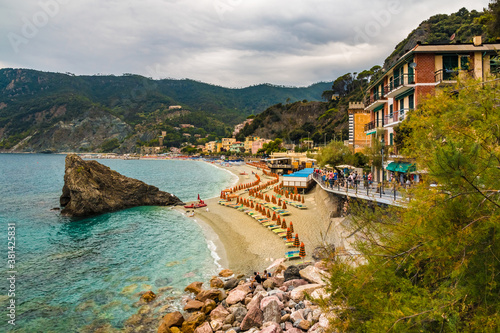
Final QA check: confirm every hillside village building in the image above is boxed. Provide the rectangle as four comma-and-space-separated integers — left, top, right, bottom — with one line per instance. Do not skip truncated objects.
347, 102, 371, 153
363, 37, 500, 182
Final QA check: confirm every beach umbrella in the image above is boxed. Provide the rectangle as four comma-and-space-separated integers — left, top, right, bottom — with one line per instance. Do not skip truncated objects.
267, 210, 271, 218
272, 212, 277, 221
290, 221, 294, 233
286, 228, 292, 242
297, 194, 301, 202
277, 216, 281, 224
299, 242, 306, 258
294, 234, 300, 247
281, 219, 287, 229
251, 201, 254, 208
236, 197, 239, 204
197, 194, 200, 201
302, 196, 305, 204
283, 202, 287, 209
278, 198, 281, 206
294, 186, 298, 194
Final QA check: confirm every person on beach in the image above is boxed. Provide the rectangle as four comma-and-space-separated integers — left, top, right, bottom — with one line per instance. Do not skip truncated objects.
251, 272, 262, 290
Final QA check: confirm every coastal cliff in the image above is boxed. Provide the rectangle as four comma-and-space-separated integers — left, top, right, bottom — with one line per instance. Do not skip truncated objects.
60, 154, 184, 217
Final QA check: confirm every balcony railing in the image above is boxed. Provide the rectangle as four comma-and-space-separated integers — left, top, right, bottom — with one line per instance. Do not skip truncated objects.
364, 120, 377, 132
435, 69, 474, 83
384, 73, 415, 97
384, 108, 411, 126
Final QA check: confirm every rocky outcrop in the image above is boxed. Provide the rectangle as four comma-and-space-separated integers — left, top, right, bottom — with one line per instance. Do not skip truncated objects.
154, 266, 333, 333
60, 154, 183, 217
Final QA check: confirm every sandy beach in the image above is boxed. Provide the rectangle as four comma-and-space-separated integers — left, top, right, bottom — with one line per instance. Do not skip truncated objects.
178, 161, 349, 275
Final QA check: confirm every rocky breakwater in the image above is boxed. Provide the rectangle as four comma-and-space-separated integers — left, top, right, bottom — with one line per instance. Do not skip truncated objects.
157, 264, 332, 333
60, 154, 184, 217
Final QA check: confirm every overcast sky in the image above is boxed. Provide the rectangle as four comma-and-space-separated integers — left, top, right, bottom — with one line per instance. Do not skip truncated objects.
0, 0, 491, 88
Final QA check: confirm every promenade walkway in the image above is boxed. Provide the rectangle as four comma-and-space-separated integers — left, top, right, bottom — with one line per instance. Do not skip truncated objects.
312, 173, 410, 207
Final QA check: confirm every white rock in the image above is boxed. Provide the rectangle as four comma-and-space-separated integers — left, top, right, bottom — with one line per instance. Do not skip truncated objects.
289, 284, 323, 302
298, 266, 329, 285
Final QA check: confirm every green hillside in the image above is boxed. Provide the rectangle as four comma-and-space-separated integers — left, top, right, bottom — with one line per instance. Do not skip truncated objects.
0, 68, 330, 152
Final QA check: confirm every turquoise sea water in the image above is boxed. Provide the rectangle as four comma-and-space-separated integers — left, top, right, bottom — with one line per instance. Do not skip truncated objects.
0, 154, 236, 332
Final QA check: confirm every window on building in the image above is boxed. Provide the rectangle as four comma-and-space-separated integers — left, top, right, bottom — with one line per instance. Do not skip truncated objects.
460, 55, 470, 71
491, 55, 500, 75
394, 67, 401, 87
409, 94, 414, 109
390, 133, 393, 146
389, 104, 393, 117
408, 58, 414, 83
443, 55, 459, 80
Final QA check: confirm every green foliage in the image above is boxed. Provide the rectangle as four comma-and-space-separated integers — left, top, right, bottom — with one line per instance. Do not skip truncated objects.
0, 69, 330, 152
321, 78, 500, 332
258, 138, 286, 155
393, 121, 413, 152
100, 138, 120, 152
315, 140, 353, 167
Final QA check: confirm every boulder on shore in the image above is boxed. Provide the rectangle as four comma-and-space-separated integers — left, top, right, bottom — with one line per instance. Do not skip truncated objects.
60, 154, 183, 217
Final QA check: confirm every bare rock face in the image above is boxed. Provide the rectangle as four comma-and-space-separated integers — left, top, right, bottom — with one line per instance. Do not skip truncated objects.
60, 154, 184, 217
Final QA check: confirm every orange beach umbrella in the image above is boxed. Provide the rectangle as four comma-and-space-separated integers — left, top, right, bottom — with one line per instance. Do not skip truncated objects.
294, 234, 300, 247
299, 242, 306, 258
289, 221, 294, 233
286, 228, 292, 242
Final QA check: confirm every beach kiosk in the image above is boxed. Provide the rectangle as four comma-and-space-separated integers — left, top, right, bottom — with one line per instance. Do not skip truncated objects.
282, 168, 315, 193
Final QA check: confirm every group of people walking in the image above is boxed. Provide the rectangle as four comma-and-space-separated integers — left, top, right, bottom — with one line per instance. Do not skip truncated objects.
315, 169, 373, 189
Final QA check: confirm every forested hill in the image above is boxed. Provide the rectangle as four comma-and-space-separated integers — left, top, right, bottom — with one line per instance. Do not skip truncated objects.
384, 6, 499, 69
0, 68, 330, 152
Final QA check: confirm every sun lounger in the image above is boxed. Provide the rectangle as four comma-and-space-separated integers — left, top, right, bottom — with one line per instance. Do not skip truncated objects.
267, 225, 281, 230
272, 228, 285, 234
286, 253, 301, 260
286, 250, 299, 256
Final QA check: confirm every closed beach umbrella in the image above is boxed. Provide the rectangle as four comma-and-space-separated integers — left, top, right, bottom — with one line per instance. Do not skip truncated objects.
236, 197, 239, 204
302, 196, 305, 204
281, 219, 287, 229
294, 234, 300, 247
286, 228, 292, 241
289, 221, 294, 233
299, 242, 306, 258
267, 210, 271, 218
277, 216, 281, 224
283, 202, 287, 209
251, 201, 254, 208
272, 212, 277, 221
278, 198, 281, 206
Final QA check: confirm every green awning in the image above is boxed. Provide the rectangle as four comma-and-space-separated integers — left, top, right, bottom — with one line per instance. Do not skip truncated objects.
373, 104, 384, 112
395, 88, 415, 101
386, 162, 416, 173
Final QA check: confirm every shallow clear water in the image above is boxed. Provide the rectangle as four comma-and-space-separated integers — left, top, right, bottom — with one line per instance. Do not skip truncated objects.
0, 154, 236, 332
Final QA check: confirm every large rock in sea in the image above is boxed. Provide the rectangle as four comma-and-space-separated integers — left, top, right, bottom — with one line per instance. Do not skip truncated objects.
60, 154, 183, 217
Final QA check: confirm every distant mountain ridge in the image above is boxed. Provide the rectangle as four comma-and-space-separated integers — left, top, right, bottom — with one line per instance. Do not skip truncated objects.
0, 68, 331, 152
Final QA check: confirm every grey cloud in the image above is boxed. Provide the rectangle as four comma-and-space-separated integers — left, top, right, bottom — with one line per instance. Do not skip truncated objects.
0, 0, 491, 87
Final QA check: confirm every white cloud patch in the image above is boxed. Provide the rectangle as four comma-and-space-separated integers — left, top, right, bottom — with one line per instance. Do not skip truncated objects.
0, 0, 491, 87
